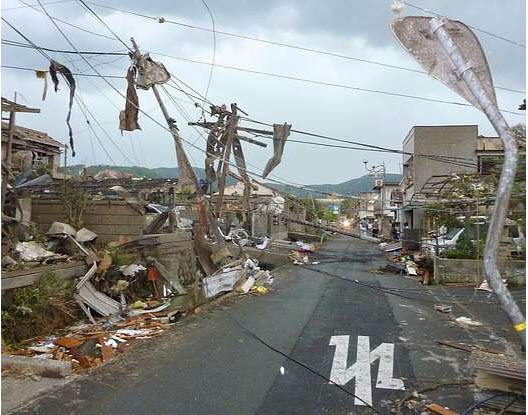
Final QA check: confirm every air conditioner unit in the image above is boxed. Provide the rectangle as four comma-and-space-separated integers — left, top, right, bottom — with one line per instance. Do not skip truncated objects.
374, 179, 384, 187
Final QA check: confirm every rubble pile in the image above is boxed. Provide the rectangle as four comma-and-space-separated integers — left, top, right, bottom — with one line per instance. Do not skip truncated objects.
287, 240, 317, 265
374, 241, 435, 284
202, 257, 274, 298
4, 310, 181, 374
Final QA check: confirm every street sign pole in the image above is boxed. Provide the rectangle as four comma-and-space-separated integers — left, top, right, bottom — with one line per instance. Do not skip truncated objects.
429, 17, 525, 345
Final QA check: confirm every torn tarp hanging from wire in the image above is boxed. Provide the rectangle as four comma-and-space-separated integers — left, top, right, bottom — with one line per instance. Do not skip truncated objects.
35, 70, 48, 101
262, 123, 291, 178
134, 53, 170, 90
49, 60, 76, 156
119, 65, 141, 132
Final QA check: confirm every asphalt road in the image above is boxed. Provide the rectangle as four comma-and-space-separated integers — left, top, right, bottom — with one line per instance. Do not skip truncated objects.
13, 237, 525, 414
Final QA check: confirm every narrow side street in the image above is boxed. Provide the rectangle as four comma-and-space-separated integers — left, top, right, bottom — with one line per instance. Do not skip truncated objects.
11, 237, 524, 414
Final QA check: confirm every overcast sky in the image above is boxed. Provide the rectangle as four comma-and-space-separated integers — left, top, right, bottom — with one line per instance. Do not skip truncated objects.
1, 0, 525, 185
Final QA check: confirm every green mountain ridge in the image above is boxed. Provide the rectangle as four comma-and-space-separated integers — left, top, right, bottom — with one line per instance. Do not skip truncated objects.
63, 165, 402, 197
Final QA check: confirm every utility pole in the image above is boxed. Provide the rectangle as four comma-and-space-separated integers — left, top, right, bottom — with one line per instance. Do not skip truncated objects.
129, 38, 227, 262
429, 17, 525, 346
1, 97, 40, 214
391, 16, 525, 345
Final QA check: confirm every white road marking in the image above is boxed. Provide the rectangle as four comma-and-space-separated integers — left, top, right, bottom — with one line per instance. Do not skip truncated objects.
329, 335, 405, 406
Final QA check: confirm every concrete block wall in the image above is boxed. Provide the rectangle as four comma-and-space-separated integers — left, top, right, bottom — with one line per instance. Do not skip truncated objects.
31, 199, 146, 244
434, 256, 526, 286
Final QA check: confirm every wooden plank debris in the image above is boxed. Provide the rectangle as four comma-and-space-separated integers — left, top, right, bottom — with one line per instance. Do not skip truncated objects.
425, 403, 458, 415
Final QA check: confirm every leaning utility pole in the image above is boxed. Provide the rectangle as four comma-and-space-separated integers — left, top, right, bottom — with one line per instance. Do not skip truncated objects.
391, 16, 525, 345
129, 38, 227, 273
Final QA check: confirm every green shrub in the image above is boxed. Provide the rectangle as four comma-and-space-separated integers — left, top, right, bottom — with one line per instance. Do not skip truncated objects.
1, 272, 80, 344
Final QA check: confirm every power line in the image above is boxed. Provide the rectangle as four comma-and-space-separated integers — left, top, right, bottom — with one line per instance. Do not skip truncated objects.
74, 96, 117, 164
3, 38, 524, 113
6, 11, 490, 199
227, 314, 382, 413
84, 1, 526, 94
1, 17, 53, 60
0, 62, 501, 169
34, 0, 136, 165
254, 135, 477, 168
76, 0, 133, 52
241, 118, 480, 164
148, 52, 526, 116
13, 0, 118, 41
2, 39, 125, 55
399, 0, 526, 49
200, 0, 216, 101
3, 20, 359, 198
2, 64, 125, 78
2, 0, 74, 11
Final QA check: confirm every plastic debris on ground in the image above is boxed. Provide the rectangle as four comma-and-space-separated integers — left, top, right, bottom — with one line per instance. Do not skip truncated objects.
405, 261, 418, 276
434, 304, 452, 313
15, 241, 57, 262
454, 316, 482, 327
256, 237, 270, 250
119, 264, 147, 277
477, 279, 507, 292
295, 241, 315, 253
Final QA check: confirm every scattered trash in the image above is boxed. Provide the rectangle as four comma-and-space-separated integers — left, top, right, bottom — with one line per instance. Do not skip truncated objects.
202, 269, 242, 298
15, 241, 56, 262
477, 281, 493, 292
131, 300, 147, 309
425, 403, 458, 415
288, 250, 302, 264
434, 304, 452, 313
244, 258, 259, 270
46, 221, 76, 237
455, 316, 482, 327
239, 276, 255, 294
383, 241, 402, 252
256, 237, 270, 250
75, 228, 97, 243
54, 337, 83, 349
279, 366, 285, 375
296, 241, 315, 253
254, 286, 268, 295
477, 280, 508, 292
373, 263, 406, 274
311, 261, 320, 265
436, 339, 505, 355
406, 263, 418, 276
119, 264, 146, 277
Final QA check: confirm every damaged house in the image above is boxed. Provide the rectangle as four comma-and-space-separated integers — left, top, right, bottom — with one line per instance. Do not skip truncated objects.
1, 122, 65, 179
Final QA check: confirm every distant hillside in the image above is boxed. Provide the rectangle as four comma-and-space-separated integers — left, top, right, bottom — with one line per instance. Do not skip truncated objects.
64, 164, 241, 185
64, 165, 206, 180
63, 165, 401, 198
267, 174, 402, 197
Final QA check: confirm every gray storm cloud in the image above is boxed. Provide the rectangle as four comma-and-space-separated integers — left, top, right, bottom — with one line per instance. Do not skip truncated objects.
1, 0, 525, 184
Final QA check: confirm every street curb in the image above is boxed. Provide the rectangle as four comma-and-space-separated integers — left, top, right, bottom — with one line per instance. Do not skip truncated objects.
2, 354, 72, 378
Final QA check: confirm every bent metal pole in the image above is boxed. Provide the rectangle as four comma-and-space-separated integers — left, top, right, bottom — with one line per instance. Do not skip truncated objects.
430, 17, 525, 346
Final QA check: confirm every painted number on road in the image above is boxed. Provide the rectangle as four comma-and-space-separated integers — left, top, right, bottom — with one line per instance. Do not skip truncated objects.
329, 335, 405, 406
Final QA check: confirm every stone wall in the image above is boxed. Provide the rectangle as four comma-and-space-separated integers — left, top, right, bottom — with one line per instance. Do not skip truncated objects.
434, 256, 526, 286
